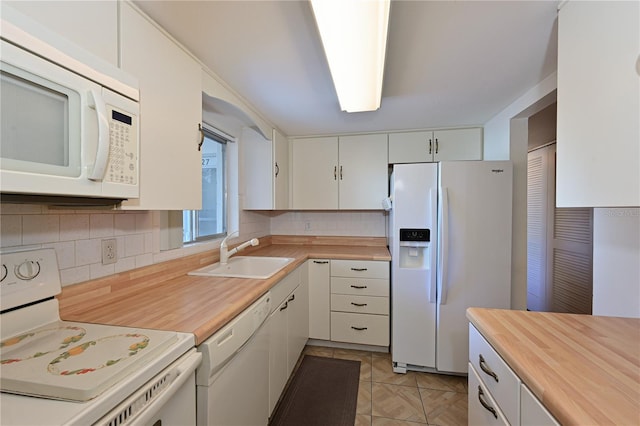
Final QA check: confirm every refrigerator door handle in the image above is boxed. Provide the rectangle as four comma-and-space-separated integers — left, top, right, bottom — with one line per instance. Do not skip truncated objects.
428, 188, 437, 303
438, 186, 450, 305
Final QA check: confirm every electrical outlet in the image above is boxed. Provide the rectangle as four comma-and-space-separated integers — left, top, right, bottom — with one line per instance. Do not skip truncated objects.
304, 222, 311, 231
102, 239, 117, 265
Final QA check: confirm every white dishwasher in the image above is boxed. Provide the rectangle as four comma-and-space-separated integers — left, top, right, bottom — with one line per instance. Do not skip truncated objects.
196, 292, 272, 426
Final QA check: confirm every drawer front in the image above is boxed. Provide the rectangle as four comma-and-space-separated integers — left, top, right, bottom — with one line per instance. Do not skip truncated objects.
331, 312, 389, 346
331, 294, 389, 315
331, 277, 389, 297
469, 324, 520, 425
331, 260, 389, 279
468, 363, 510, 426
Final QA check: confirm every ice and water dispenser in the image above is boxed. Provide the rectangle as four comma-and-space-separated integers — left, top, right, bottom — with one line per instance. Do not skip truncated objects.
398, 228, 430, 269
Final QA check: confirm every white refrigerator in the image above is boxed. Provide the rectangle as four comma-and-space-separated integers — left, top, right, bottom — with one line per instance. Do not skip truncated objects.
389, 161, 513, 374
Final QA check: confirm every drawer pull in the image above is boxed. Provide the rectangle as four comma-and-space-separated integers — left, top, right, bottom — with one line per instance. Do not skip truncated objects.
351, 268, 368, 272
351, 302, 368, 307
477, 386, 498, 419
350, 285, 368, 289
313, 260, 329, 264
351, 326, 368, 331
279, 302, 288, 311
288, 294, 295, 302
479, 354, 499, 382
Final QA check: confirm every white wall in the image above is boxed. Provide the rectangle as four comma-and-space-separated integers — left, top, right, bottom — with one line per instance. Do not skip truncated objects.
592, 208, 640, 318
483, 72, 557, 310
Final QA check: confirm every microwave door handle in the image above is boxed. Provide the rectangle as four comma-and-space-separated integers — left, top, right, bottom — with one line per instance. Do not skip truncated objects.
88, 89, 110, 181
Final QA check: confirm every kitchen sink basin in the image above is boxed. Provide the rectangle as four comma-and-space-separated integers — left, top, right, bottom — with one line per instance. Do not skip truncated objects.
188, 256, 295, 279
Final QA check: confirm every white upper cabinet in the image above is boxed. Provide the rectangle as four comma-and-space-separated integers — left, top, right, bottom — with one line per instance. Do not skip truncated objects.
4, 1, 118, 66
388, 128, 483, 164
243, 128, 289, 210
338, 134, 389, 209
556, 0, 640, 207
119, 3, 202, 210
291, 134, 388, 210
292, 136, 339, 209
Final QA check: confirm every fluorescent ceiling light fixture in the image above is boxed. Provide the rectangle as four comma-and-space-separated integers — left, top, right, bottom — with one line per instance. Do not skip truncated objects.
310, 0, 390, 113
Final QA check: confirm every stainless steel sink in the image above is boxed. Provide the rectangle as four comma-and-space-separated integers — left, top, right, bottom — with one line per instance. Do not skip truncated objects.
188, 256, 295, 279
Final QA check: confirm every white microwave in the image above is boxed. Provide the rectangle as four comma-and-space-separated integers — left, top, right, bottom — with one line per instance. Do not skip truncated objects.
0, 9, 139, 203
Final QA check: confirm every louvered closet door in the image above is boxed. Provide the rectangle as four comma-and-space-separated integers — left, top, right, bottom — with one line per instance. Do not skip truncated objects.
527, 146, 553, 311
552, 208, 593, 314
528, 144, 593, 314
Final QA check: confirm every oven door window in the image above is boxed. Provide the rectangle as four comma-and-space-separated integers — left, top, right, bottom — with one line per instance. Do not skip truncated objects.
1, 61, 81, 177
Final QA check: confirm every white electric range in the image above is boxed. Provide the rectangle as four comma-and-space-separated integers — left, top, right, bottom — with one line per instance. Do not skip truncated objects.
0, 248, 200, 425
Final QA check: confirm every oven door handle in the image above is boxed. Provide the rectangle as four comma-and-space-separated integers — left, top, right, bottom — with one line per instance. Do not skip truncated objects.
96, 350, 202, 426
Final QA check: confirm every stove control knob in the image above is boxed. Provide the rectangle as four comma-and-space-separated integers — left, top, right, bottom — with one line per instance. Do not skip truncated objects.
1, 265, 7, 282
15, 260, 41, 281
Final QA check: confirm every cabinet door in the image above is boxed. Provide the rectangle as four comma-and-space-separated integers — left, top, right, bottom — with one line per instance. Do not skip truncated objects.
120, 3, 202, 210
287, 280, 309, 375
556, 1, 640, 207
308, 259, 331, 340
291, 137, 339, 209
433, 128, 483, 161
243, 127, 273, 210
273, 129, 290, 210
338, 134, 388, 209
388, 131, 432, 163
268, 300, 288, 415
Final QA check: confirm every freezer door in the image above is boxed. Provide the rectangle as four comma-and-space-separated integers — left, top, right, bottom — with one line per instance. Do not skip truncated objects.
390, 163, 438, 369
436, 161, 513, 374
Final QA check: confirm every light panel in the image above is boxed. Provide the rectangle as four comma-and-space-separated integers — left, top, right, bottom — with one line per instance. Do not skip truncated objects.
310, 0, 390, 113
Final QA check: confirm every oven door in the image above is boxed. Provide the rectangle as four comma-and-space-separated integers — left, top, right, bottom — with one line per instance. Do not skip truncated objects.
95, 349, 201, 426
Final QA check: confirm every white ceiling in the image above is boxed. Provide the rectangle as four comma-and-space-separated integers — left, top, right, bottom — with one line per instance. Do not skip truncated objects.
134, 0, 559, 137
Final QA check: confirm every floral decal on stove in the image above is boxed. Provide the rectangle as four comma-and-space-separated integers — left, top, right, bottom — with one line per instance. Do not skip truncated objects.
47, 333, 150, 376
1, 326, 87, 365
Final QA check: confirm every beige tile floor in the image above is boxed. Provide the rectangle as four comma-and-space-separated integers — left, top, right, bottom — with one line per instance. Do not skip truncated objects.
302, 345, 468, 426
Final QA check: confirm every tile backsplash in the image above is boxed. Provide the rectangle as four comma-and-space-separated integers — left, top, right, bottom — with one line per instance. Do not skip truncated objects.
1, 204, 387, 287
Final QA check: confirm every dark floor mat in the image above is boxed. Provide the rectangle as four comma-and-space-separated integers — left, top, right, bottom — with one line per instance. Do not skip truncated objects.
269, 355, 361, 426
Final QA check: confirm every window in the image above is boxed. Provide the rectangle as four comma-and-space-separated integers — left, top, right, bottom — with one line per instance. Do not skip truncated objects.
183, 124, 229, 243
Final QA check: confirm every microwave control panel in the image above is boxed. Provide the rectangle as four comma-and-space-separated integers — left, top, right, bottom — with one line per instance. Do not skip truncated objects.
105, 108, 138, 185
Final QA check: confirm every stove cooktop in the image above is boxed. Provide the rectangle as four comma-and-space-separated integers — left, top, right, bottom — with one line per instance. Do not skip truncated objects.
1, 320, 178, 401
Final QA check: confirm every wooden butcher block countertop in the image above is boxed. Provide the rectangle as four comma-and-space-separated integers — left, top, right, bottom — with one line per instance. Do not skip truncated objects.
467, 307, 640, 426
59, 236, 390, 345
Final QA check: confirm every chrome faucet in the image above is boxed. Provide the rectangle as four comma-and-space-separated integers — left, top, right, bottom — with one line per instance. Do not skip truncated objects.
219, 231, 259, 264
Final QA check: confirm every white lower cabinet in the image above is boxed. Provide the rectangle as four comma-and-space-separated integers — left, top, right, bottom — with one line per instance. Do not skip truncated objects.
308, 259, 331, 340
469, 323, 559, 426
267, 265, 309, 416
520, 384, 559, 426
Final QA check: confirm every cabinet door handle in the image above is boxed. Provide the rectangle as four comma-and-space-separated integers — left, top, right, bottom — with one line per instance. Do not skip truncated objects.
313, 260, 329, 264
350, 285, 367, 289
279, 302, 288, 311
429, 138, 432, 154
334, 166, 337, 180
198, 123, 205, 151
351, 302, 367, 307
351, 326, 368, 331
435, 138, 439, 154
275, 162, 279, 177
288, 294, 295, 302
340, 165, 343, 180
479, 354, 499, 382
350, 268, 367, 272
477, 386, 498, 419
